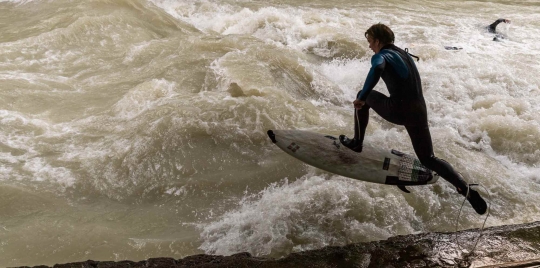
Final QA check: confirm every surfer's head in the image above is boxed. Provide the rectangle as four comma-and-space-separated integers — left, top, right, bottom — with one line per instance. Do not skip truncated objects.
365, 23, 394, 53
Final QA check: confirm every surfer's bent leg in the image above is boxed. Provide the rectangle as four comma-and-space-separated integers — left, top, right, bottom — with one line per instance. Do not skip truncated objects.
405, 125, 468, 191
342, 91, 405, 153
354, 90, 400, 144
406, 125, 488, 214
354, 103, 369, 142
365, 91, 407, 125
340, 105, 369, 152
341, 90, 379, 152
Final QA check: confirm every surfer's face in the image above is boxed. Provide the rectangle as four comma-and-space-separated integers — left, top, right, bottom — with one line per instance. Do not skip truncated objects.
367, 35, 381, 53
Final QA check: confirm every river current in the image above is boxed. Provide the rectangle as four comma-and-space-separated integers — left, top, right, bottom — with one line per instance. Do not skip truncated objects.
1, 0, 539, 266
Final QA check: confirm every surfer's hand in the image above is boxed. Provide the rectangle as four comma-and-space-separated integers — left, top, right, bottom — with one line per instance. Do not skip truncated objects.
354, 99, 365, 109
504, 19, 511, 23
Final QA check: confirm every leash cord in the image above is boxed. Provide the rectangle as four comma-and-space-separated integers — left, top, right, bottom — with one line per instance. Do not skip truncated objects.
455, 183, 491, 254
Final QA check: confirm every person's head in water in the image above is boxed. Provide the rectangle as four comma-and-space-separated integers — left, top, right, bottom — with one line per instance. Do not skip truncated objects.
365, 24, 394, 53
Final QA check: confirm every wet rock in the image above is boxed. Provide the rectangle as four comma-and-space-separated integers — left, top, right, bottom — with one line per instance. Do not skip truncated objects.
19, 221, 540, 268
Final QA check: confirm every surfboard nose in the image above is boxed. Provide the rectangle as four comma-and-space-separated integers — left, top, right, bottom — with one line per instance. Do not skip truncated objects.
267, 130, 277, 143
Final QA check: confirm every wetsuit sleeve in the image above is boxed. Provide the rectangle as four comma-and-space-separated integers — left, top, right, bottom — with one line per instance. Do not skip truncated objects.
488, 18, 505, 33
357, 54, 385, 101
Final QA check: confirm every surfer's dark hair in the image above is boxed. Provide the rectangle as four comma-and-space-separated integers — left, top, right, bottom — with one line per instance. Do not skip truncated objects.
365, 23, 394, 44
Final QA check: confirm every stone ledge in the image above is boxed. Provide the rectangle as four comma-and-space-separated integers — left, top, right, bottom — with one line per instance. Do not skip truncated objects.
17, 221, 540, 268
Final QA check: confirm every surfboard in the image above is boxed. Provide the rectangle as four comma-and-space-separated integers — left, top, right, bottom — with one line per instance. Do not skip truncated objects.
267, 129, 439, 192
444, 46, 463, 51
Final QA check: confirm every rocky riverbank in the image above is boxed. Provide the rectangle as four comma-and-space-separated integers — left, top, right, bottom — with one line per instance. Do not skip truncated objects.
21, 221, 540, 268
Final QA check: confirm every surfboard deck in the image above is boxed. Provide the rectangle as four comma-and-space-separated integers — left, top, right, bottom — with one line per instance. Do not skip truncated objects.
268, 129, 438, 187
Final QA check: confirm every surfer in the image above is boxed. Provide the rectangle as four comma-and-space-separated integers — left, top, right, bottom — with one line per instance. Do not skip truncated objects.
488, 18, 511, 41
339, 23, 487, 215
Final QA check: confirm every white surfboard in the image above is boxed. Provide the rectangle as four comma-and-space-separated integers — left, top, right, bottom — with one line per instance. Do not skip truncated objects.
268, 129, 438, 192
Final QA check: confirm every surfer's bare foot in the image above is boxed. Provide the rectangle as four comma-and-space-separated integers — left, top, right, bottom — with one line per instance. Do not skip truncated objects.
339, 135, 363, 153
459, 187, 487, 215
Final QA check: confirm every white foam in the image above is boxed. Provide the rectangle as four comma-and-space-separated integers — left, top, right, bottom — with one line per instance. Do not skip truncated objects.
177, 1, 540, 258
113, 79, 178, 120
3, 0, 540, 263
0, 0, 35, 4
199, 175, 425, 257
0, 110, 76, 186
150, 1, 364, 52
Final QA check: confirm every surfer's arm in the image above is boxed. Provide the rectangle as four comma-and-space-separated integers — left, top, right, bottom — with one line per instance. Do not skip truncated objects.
357, 54, 385, 101
488, 18, 510, 33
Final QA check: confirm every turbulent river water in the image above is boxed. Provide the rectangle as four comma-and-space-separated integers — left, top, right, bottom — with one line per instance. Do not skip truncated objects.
1, 0, 539, 266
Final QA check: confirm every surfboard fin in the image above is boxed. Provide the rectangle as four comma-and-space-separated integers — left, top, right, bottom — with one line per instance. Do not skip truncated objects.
397, 185, 411, 193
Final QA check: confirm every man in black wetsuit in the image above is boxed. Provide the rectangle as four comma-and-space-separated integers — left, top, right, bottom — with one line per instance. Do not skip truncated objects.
340, 23, 487, 215
488, 18, 511, 41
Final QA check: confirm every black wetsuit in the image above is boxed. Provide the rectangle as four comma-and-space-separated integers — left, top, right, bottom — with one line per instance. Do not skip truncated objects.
488, 18, 507, 41
488, 18, 506, 33
354, 44, 467, 191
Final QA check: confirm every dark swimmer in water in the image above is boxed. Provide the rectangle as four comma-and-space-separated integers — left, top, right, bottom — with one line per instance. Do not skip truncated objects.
488, 18, 511, 41
445, 18, 512, 50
